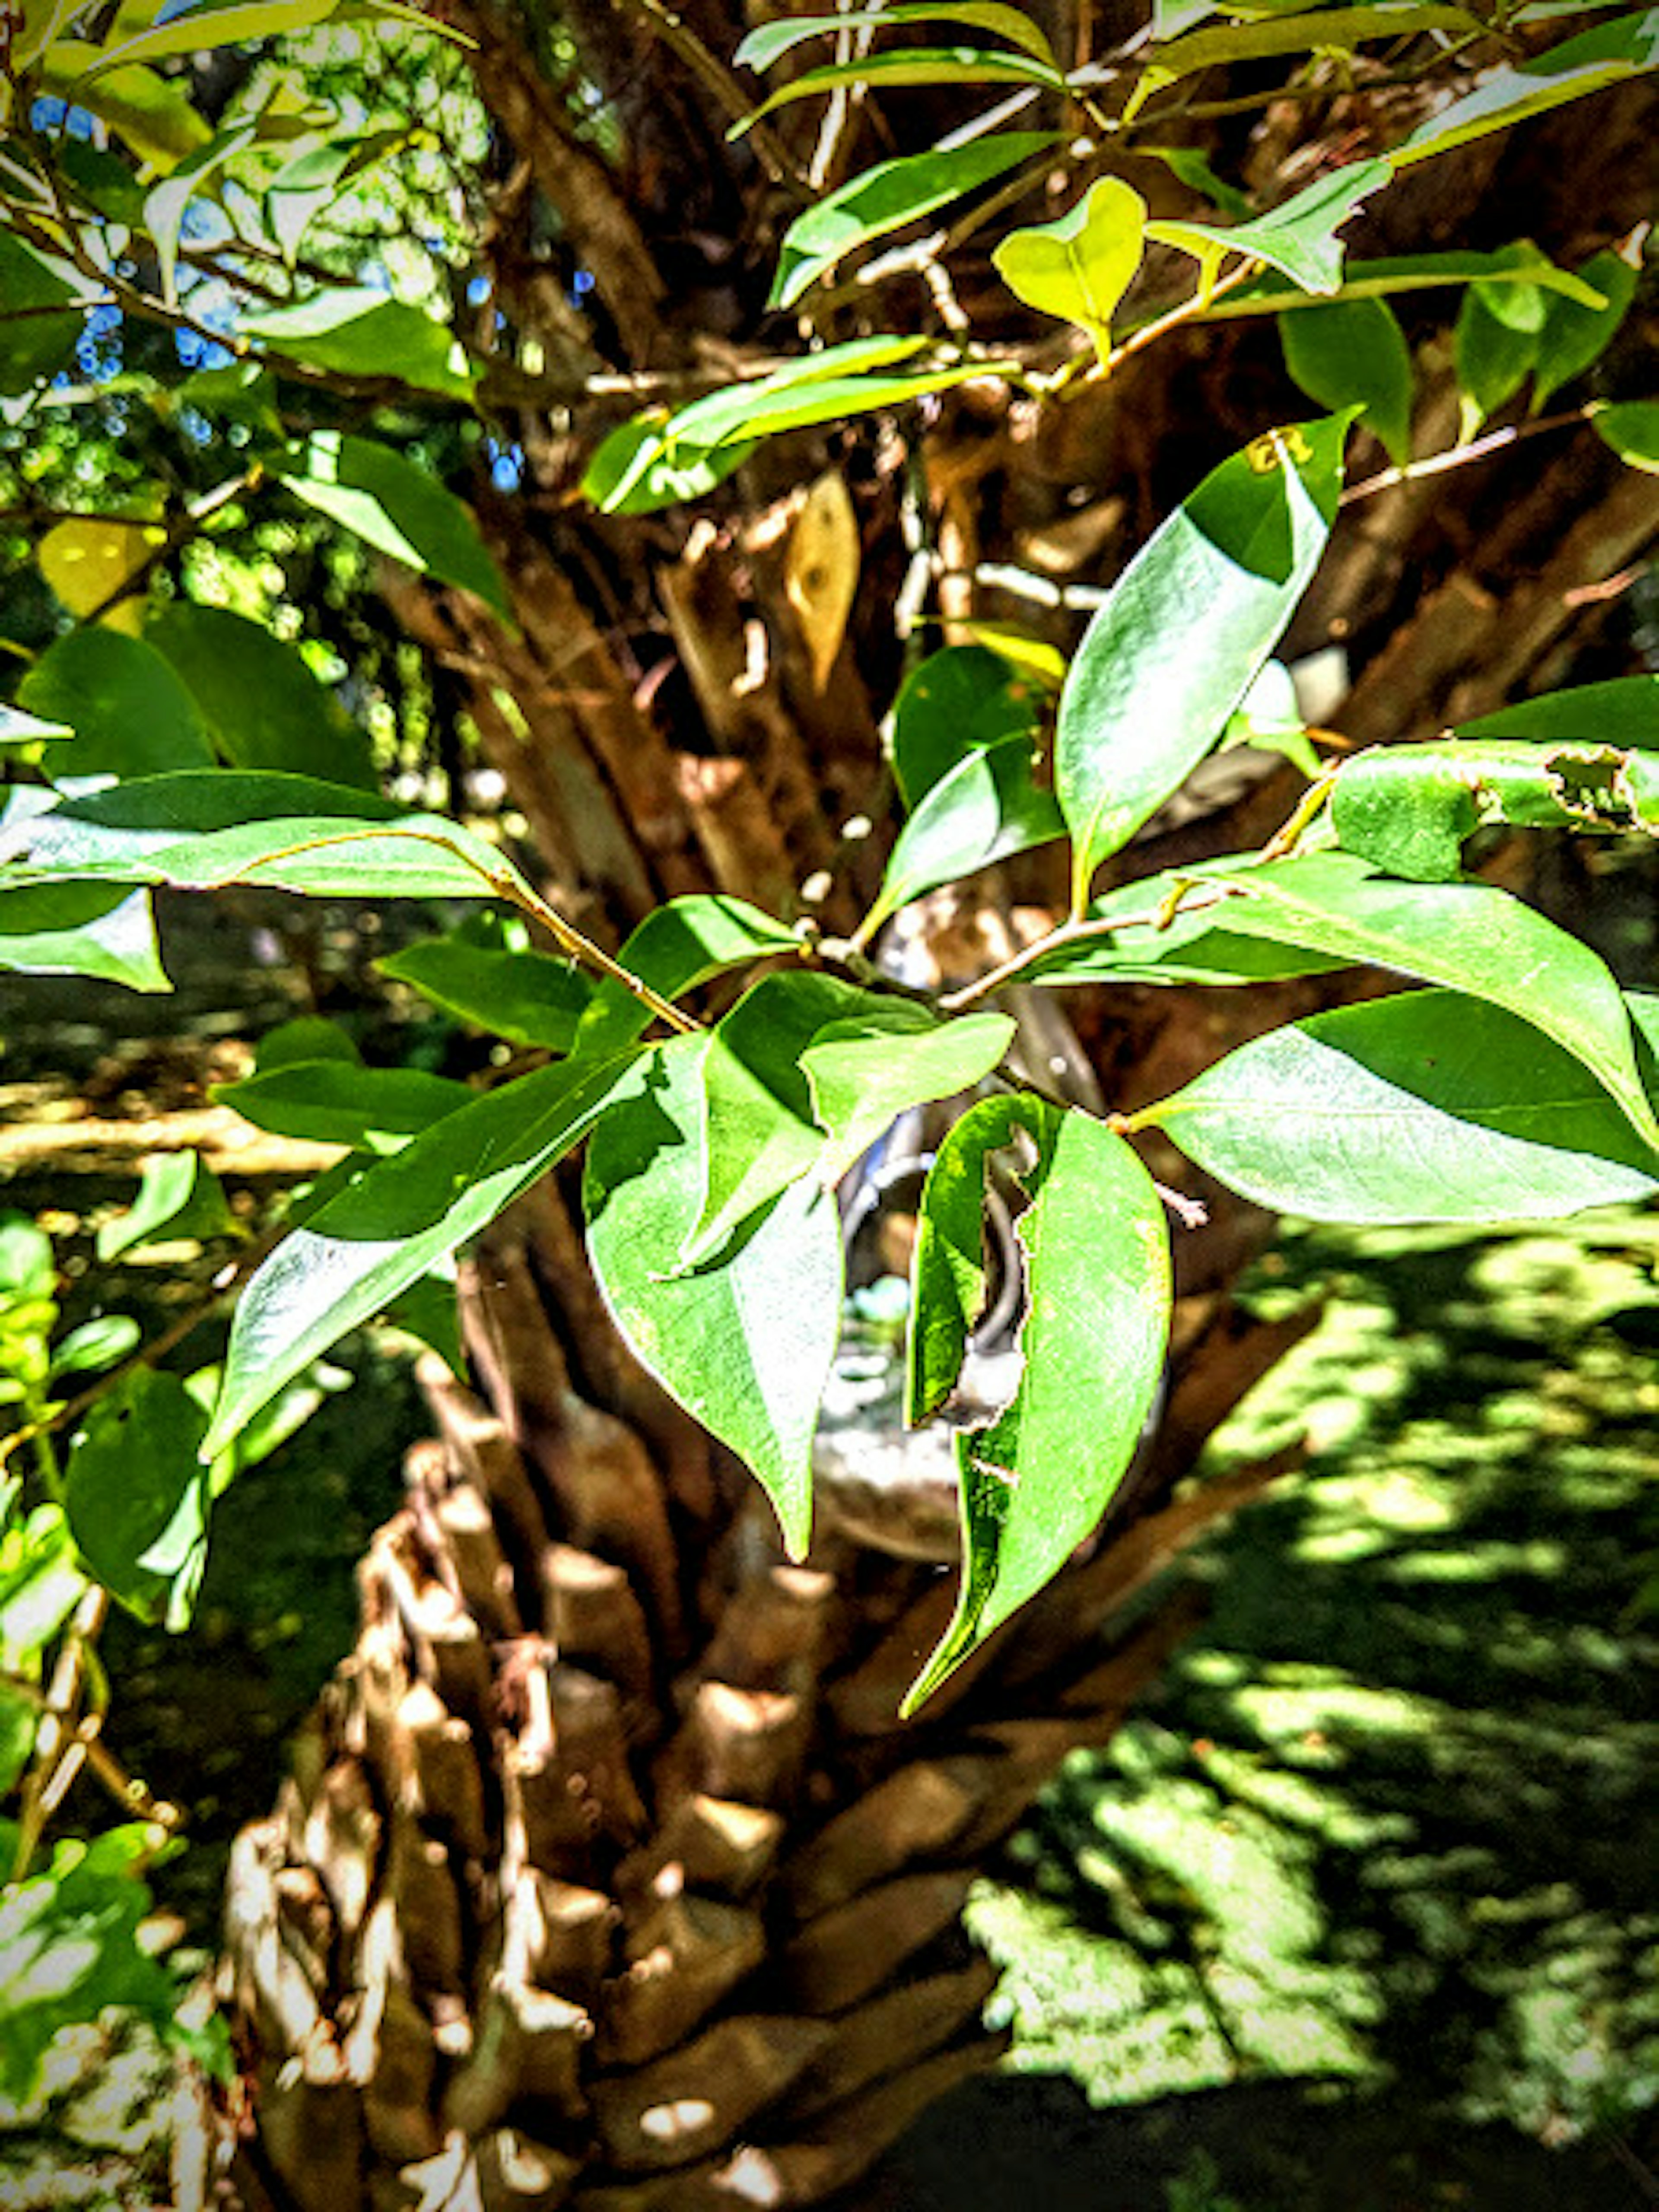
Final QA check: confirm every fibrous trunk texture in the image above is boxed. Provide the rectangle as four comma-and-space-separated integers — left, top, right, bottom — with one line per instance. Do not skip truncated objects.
213, 1170, 1310, 2212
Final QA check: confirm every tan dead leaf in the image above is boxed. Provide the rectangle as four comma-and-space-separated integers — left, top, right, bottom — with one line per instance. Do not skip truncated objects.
784, 470, 858, 692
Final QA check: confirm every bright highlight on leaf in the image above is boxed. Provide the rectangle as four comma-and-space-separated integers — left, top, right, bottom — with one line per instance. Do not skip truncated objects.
992, 177, 1149, 362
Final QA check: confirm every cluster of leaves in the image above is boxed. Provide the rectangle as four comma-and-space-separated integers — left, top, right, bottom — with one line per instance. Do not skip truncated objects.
0, 0, 1657, 1884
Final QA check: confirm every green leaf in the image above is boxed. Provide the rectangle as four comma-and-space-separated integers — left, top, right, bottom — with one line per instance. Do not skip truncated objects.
1454, 675, 1659, 747
585, 1037, 842, 1560
1594, 399, 1659, 474
890, 642, 1044, 811
581, 415, 756, 516
576, 894, 802, 1052
203, 1048, 643, 1458
772, 131, 1055, 310
0, 1505, 87, 1677
1454, 244, 1548, 432
80, 0, 339, 76
43, 45, 212, 169
1392, 6, 1659, 165
145, 604, 378, 790
278, 433, 509, 615
992, 177, 1148, 355
1147, 156, 1392, 296
1131, 7, 1475, 114
264, 130, 405, 263
0, 1218, 55, 1309
1200, 850, 1659, 1149
143, 121, 257, 305
1531, 247, 1638, 409
49, 1316, 141, 1383
254, 1016, 361, 1070
0, 1831, 184, 2106
687, 971, 1013, 1264
64, 1368, 212, 1628
903, 1097, 1171, 1711
1055, 415, 1348, 910
377, 936, 591, 1049
213, 1061, 472, 1154
0, 882, 167, 993
1198, 248, 1609, 323
1141, 143, 1252, 218
380, 1271, 463, 1376
734, 4, 1059, 70
1327, 737, 1659, 879
18, 631, 215, 779
97, 1152, 235, 1262
861, 731, 1064, 941
737, 46, 1065, 134
243, 290, 474, 401
0, 233, 89, 397
1148, 987, 1659, 1222
0, 771, 524, 904
1281, 296, 1413, 462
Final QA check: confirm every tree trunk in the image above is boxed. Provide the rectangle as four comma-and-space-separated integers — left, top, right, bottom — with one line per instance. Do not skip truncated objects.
208, 6, 1659, 2200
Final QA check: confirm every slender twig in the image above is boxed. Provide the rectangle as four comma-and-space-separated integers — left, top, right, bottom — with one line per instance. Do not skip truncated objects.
613, 0, 807, 189
938, 884, 1234, 1010
1340, 399, 1638, 505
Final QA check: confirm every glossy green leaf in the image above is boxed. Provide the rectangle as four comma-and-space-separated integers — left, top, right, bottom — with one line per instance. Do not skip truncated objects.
576, 893, 802, 1052
213, 1062, 472, 1153
278, 433, 509, 616
203, 1048, 643, 1458
1198, 248, 1606, 321
254, 1017, 360, 1070
1392, 6, 1659, 165
669, 364, 1009, 454
687, 971, 1013, 1263
1148, 157, 1392, 296
97, 1152, 235, 1262
1150, 988, 1659, 1221
890, 642, 1044, 811
738, 46, 1065, 134
992, 178, 1148, 354
581, 415, 755, 516
0, 707, 71, 749
143, 121, 257, 305
1131, 7, 1474, 113
734, 4, 1058, 70
49, 1315, 141, 1383
1328, 736, 1659, 879
903, 1097, 1171, 1711
81, 0, 339, 76
243, 290, 473, 401
0, 883, 167, 993
18, 631, 214, 779
377, 936, 591, 1049
43, 46, 211, 169
379, 1271, 463, 1376
1281, 296, 1413, 462
265, 130, 405, 263
1594, 399, 1659, 473
1201, 849, 1659, 1148
585, 1036, 842, 1560
1531, 247, 1638, 409
145, 604, 377, 789
1454, 244, 1548, 431
861, 732, 1064, 940
0, 771, 524, 904
1454, 675, 1659, 747
1142, 143, 1251, 217
0, 1505, 87, 1676
772, 131, 1054, 309
1055, 415, 1348, 910
64, 1369, 212, 1628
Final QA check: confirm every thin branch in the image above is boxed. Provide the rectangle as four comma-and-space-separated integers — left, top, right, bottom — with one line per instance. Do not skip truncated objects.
1340, 399, 1637, 505
937, 884, 1234, 1010
612, 0, 808, 190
